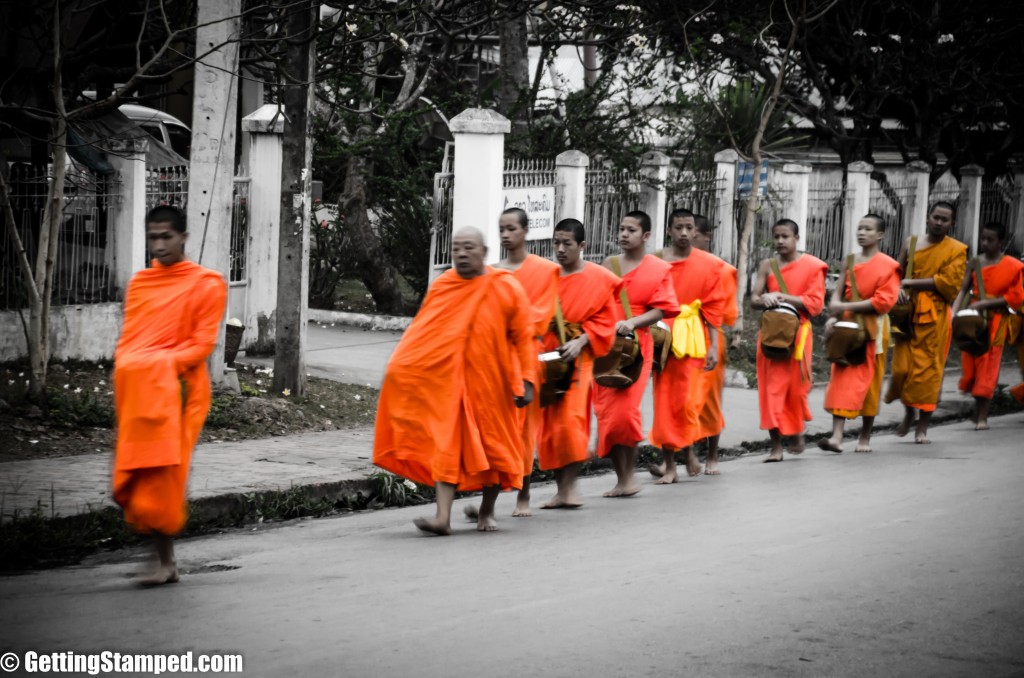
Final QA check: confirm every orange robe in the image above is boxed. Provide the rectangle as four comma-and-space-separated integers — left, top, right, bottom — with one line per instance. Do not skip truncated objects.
959, 255, 1024, 399
824, 253, 901, 418
650, 249, 726, 450
538, 262, 620, 470
757, 254, 828, 435
112, 260, 227, 535
593, 255, 679, 458
373, 268, 535, 491
887, 237, 967, 411
510, 254, 560, 475
698, 260, 738, 439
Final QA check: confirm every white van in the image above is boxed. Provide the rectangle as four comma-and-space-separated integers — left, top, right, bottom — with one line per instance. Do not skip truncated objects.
119, 103, 191, 159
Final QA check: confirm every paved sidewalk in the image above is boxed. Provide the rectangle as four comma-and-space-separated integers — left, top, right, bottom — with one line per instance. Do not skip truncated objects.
1, 321, 1019, 521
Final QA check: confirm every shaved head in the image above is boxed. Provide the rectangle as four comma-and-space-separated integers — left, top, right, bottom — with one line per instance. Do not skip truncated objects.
453, 226, 486, 246
451, 226, 488, 278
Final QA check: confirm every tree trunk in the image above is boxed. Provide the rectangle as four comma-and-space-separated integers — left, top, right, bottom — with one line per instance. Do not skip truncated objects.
342, 147, 408, 315
497, 8, 530, 138
27, 116, 67, 403
273, 0, 316, 397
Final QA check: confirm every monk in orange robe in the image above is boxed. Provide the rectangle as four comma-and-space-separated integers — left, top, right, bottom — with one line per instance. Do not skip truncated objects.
649, 209, 725, 483
464, 208, 558, 520
886, 202, 967, 444
538, 218, 620, 509
113, 205, 227, 586
819, 214, 900, 454
953, 221, 1024, 429
752, 219, 828, 462
692, 214, 737, 475
593, 210, 678, 497
374, 227, 535, 535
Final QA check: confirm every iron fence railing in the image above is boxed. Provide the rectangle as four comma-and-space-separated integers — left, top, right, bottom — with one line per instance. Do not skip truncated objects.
1, 161, 122, 310
805, 181, 848, 265
870, 177, 916, 258
230, 177, 250, 283
583, 168, 643, 262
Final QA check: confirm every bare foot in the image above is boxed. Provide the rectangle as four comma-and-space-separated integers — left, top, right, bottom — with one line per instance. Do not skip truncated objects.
604, 482, 640, 497
685, 453, 703, 477
541, 495, 583, 509
914, 433, 931, 445
855, 442, 872, 453
790, 434, 805, 454
974, 420, 990, 431
655, 469, 679, 484
463, 504, 480, 521
413, 517, 452, 535
138, 564, 180, 587
764, 451, 784, 463
704, 460, 721, 475
896, 414, 915, 437
512, 500, 532, 518
476, 513, 498, 532
817, 438, 843, 453
647, 462, 666, 478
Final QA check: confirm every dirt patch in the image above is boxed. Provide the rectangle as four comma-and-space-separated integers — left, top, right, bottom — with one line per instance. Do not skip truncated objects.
0, 361, 378, 463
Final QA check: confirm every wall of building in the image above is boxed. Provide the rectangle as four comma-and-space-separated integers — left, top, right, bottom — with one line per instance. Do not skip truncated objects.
0, 304, 122, 363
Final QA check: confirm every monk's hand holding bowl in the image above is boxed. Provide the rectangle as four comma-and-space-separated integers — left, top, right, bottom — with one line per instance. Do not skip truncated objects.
558, 335, 588, 361
761, 292, 782, 308
823, 316, 838, 341
615, 319, 636, 336
896, 287, 911, 305
514, 381, 535, 408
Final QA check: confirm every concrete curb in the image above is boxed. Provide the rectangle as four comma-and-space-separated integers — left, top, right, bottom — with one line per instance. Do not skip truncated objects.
308, 309, 412, 331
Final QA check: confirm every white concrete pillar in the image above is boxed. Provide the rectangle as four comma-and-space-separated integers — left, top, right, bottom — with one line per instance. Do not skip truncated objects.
240, 104, 283, 352
238, 69, 265, 174
714, 149, 739, 265
555, 150, 588, 222
640, 151, 670, 252
188, 0, 241, 386
106, 138, 149, 293
450, 108, 510, 265
1011, 163, 1024, 253
845, 161, 873, 255
782, 163, 811, 252
907, 160, 932, 237
959, 164, 984, 255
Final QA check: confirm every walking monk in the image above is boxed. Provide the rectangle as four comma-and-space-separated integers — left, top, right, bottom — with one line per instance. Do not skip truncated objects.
751, 219, 828, 462
465, 208, 558, 519
593, 211, 678, 497
952, 221, 1024, 430
692, 214, 737, 475
374, 227, 535, 535
113, 205, 227, 585
649, 209, 726, 483
819, 214, 900, 454
538, 218, 619, 508
885, 202, 967, 444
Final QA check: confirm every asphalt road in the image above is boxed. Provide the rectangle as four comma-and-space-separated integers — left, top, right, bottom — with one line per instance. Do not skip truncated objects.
3, 415, 1024, 678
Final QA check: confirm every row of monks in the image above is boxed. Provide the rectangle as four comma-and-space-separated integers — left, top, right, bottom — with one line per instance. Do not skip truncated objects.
372, 203, 1024, 536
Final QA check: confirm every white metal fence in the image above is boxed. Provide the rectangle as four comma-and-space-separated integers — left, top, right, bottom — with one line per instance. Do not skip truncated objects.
1, 161, 122, 310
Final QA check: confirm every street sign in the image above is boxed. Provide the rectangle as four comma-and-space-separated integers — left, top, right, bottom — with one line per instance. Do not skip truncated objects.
737, 160, 769, 198
503, 186, 556, 240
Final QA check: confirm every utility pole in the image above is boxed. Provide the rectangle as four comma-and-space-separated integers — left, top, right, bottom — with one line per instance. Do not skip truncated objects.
272, 0, 316, 396
189, 0, 241, 389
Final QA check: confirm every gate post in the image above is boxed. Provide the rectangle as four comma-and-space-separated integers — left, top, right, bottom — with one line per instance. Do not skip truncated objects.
641, 151, 670, 252
844, 162, 873, 255
907, 161, 931, 237
714, 149, 739, 265
959, 164, 985, 254
450, 108, 510, 265
555, 150, 588, 222
781, 164, 811, 252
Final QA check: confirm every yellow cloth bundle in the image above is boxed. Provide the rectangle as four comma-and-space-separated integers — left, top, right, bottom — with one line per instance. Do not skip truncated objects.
671, 300, 706, 359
